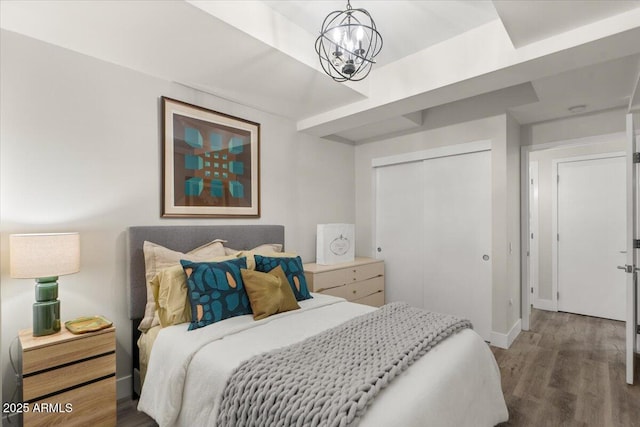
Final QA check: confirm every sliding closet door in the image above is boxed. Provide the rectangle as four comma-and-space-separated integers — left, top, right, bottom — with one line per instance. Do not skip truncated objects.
422, 150, 492, 340
375, 161, 424, 305
375, 146, 492, 341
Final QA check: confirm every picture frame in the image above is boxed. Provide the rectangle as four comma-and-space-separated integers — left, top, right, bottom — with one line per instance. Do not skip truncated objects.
161, 97, 260, 218
316, 224, 355, 265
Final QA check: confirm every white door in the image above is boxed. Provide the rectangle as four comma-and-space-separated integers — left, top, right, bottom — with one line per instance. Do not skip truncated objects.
375, 161, 424, 305
556, 155, 626, 321
375, 147, 492, 341
422, 150, 492, 340
623, 113, 638, 384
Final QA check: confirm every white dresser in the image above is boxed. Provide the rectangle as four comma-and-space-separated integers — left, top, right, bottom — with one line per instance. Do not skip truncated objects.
303, 257, 384, 307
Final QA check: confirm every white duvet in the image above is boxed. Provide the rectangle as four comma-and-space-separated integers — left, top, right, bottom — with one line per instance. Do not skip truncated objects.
138, 294, 508, 426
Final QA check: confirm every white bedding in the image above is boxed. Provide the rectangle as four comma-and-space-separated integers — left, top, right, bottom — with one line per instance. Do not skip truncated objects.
138, 294, 508, 426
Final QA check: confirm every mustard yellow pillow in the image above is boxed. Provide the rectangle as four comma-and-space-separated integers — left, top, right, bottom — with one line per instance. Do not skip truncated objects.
150, 255, 235, 328
241, 266, 300, 320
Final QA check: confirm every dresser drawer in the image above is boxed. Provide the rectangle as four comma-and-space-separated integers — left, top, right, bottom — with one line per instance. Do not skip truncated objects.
23, 376, 116, 427
23, 353, 116, 402
348, 262, 384, 283
22, 330, 115, 375
307, 268, 348, 292
320, 277, 384, 301
353, 291, 385, 307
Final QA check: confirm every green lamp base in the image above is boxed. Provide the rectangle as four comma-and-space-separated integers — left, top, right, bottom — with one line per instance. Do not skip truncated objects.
33, 277, 61, 337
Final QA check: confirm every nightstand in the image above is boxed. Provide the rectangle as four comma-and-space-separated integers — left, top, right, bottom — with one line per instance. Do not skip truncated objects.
304, 257, 385, 307
19, 326, 116, 427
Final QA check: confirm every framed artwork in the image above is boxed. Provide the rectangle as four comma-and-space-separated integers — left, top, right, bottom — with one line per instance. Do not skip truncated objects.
316, 224, 355, 265
162, 97, 260, 218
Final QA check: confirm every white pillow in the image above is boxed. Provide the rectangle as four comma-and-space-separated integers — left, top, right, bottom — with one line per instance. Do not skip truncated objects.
224, 243, 283, 256
139, 239, 226, 332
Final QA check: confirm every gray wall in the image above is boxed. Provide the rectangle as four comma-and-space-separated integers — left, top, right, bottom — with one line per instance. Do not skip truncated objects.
0, 30, 355, 401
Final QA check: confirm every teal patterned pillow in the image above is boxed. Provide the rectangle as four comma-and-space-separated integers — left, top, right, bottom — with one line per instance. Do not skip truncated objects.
254, 255, 312, 301
181, 257, 251, 330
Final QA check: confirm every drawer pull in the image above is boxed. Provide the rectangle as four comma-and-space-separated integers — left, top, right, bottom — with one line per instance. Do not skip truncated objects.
352, 290, 356, 294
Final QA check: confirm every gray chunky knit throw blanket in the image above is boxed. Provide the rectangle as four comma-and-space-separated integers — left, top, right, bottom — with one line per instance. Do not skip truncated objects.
217, 302, 472, 427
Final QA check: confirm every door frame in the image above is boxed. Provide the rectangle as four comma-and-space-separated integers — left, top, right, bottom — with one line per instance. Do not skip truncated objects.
529, 161, 541, 307
520, 132, 626, 331
551, 152, 625, 313
626, 112, 639, 382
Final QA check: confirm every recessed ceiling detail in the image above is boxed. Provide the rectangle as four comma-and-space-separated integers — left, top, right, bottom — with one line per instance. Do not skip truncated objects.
2, 1, 640, 143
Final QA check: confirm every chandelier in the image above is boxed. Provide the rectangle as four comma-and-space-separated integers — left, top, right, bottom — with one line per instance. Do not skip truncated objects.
315, 0, 383, 82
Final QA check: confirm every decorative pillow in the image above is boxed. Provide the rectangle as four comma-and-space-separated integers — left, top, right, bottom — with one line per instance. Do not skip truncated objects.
150, 265, 191, 328
241, 266, 300, 320
254, 255, 312, 301
181, 257, 251, 330
139, 239, 227, 332
224, 243, 283, 256
149, 254, 237, 328
235, 250, 297, 270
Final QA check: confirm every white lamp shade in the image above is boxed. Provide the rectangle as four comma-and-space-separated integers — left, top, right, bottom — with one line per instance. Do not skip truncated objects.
10, 233, 80, 279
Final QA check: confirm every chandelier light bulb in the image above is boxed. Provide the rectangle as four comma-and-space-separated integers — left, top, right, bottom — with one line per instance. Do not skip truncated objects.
332, 50, 343, 67
346, 38, 354, 52
332, 28, 342, 44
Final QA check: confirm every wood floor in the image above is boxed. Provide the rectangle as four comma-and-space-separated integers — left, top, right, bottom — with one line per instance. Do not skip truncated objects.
117, 398, 156, 427
492, 308, 640, 427
117, 308, 640, 426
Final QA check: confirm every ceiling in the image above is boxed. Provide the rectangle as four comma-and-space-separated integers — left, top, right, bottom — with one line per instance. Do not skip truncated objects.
2, 0, 640, 144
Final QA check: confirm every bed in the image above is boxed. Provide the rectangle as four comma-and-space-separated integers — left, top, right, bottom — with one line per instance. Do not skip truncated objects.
128, 225, 508, 426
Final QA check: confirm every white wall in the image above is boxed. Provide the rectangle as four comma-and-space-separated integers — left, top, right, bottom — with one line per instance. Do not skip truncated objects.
354, 113, 521, 339
506, 113, 522, 333
0, 30, 355, 402
521, 108, 627, 147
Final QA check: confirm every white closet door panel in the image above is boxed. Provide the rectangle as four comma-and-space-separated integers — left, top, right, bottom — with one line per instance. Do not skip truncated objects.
375, 161, 424, 306
557, 156, 626, 321
422, 151, 492, 340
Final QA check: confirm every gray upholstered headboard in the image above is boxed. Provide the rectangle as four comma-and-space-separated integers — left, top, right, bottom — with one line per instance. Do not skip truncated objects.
127, 225, 285, 320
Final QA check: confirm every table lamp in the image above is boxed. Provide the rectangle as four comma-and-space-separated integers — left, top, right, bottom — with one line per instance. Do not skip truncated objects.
10, 233, 80, 336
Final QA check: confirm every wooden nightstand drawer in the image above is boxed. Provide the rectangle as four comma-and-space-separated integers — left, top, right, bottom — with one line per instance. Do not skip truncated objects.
21, 328, 115, 375
23, 376, 116, 427
23, 353, 116, 401
19, 326, 116, 427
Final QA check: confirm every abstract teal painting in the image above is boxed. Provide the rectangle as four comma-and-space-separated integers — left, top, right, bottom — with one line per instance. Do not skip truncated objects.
162, 97, 260, 217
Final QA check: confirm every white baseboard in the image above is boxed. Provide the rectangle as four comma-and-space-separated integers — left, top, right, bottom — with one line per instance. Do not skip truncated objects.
490, 319, 522, 349
533, 298, 557, 312
117, 375, 132, 400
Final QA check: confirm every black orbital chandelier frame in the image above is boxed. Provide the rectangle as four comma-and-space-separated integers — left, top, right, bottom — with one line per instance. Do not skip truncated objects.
315, 0, 383, 82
